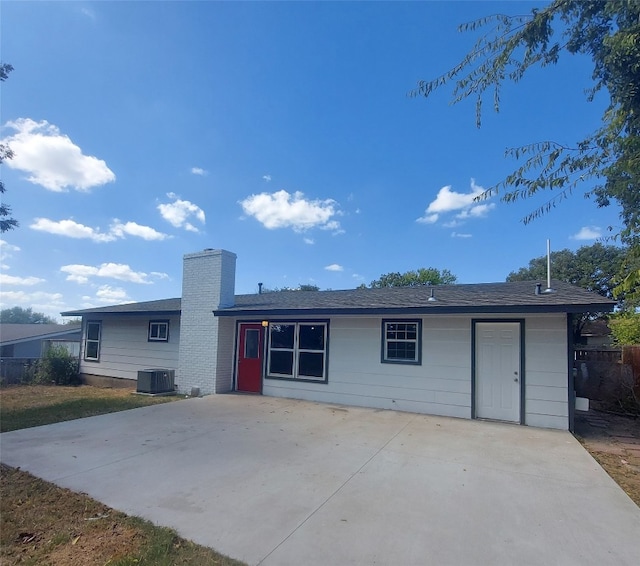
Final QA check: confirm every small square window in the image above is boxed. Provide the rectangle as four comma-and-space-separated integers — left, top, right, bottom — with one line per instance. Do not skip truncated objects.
149, 321, 169, 342
382, 320, 421, 365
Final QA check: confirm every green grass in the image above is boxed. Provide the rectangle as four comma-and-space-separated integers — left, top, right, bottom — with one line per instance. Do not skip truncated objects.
0, 385, 180, 433
0, 386, 246, 565
2, 397, 170, 432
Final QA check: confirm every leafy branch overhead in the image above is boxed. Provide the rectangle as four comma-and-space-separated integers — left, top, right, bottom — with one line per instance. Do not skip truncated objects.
0, 62, 17, 233
411, 0, 640, 244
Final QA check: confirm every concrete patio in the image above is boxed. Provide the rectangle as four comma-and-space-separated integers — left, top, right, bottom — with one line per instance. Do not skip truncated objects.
1, 395, 639, 565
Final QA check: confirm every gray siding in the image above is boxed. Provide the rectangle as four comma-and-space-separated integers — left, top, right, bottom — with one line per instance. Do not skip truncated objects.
261, 313, 570, 430
79, 315, 180, 381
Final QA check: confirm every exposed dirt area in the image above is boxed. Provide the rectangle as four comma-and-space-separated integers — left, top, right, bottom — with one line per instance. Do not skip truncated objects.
0, 463, 245, 566
0, 463, 143, 565
574, 405, 640, 507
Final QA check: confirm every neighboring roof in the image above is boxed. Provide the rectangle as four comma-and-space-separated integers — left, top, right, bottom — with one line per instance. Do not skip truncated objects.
61, 281, 615, 318
61, 298, 182, 317
0, 324, 82, 346
582, 319, 612, 337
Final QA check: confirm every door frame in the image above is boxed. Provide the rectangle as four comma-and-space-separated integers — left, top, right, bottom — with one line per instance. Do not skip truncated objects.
471, 319, 526, 425
234, 320, 266, 393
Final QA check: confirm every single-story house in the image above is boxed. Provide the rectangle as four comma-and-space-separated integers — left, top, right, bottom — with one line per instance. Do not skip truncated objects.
0, 323, 82, 359
62, 249, 615, 431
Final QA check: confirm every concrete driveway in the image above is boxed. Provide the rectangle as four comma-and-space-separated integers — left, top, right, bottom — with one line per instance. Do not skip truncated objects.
1, 395, 639, 565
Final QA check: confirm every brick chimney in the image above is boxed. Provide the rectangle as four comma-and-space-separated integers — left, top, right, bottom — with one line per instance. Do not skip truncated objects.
177, 249, 236, 395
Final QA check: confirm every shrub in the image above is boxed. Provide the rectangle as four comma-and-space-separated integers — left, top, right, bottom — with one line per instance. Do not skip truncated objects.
35, 345, 80, 386
609, 312, 640, 346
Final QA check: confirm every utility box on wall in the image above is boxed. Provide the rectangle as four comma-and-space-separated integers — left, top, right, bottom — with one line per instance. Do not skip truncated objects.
137, 369, 175, 394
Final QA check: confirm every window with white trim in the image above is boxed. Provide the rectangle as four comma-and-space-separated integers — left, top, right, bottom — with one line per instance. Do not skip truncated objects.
84, 321, 102, 361
267, 322, 328, 381
382, 320, 421, 364
148, 320, 169, 342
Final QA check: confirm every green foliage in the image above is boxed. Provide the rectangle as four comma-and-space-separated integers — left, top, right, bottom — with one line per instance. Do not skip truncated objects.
35, 345, 80, 386
0, 63, 17, 233
369, 267, 457, 288
507, 243, 626, 342
412, 1, 640, 245
613, 243, 640, 307
609, 312, 640, 346
507, 243, 627, 301
0, 307, 57, 324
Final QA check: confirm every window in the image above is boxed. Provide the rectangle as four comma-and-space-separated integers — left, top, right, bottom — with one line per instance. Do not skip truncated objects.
84, 321, 101, 361
244, 329, 260, 359
382, 320, 421, 364
267, 322, 328, 382
148, 321, 169, 342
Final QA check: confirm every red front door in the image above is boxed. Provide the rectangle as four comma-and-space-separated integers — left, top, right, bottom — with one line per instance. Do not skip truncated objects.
237, 323, 263, 393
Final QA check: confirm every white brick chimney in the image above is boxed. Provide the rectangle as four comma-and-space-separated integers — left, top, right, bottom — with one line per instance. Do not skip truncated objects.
177, 249, 237, 395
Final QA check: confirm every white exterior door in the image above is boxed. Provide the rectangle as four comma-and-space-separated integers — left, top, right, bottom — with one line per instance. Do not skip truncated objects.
475, 322, 521, 423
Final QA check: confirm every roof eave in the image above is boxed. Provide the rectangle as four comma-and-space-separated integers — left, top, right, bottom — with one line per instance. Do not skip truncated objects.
61, 309, 181, 317
213, 302, 615, 317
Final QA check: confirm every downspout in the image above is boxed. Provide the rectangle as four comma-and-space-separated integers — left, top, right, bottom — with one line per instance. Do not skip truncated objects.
567, 313, 575, 433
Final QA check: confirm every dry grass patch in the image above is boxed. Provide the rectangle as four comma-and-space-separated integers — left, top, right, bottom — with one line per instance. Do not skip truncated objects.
0, 464, 245, 566
0, 385, 181, 432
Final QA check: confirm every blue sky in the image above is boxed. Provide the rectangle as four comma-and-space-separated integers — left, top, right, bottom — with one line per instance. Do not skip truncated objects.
0, 1, 622, 321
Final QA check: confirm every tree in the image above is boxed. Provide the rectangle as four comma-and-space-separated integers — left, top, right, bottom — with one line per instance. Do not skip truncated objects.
0, 307, 57, 324
609, 312, 640, 346
506, 243, 627, 342
0, 62, 17, 233
412, 1, 640, 294
368, 267, 457, 288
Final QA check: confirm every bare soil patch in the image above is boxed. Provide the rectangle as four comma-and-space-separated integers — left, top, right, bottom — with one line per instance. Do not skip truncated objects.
574, 405, 640, 507
0, 464, 245, 566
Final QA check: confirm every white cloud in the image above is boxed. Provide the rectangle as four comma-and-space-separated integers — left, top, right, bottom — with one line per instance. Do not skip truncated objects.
0, 290, 65, 322
150, 271, 170, 280
110, 220, 170, 241
303, 237, 315, 245
571, 226, 602, 240
31, 218, 116, 242
95, 285, 132, 303
455, 203, 495, 219
61, 263, 157, 285
417, 213, 439, 225
0, 240, 20, 267
451, 232, 472, 239
1, 118, 115, 191
191, 167, 207, 176
325, 264, 344, 272
417, 179, 493, 225
0, 273, 45, 286
80, 7, 97, 20
240, 190, 341, 233
262, 174, 272, 182
158, 192, 205, 232
0, 240, 20, 253
30, 218, 169, 242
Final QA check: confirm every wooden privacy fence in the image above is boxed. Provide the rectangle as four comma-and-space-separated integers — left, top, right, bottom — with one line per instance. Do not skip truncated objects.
574, 345, 640, 407
622, 345, 640, 385
575, 348, 622, 363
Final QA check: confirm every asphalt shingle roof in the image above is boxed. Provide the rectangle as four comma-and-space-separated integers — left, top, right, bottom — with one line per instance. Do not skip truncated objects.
0, 324, 82, 345
60, 280, 615, 317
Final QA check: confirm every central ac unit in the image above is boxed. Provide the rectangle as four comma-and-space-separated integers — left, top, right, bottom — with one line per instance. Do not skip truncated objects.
137, 369, 175, 394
